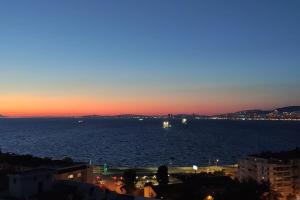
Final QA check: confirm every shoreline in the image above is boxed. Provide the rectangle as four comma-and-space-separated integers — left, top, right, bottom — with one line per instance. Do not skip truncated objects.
92, 165, 238, 177
1, 116, 300, 121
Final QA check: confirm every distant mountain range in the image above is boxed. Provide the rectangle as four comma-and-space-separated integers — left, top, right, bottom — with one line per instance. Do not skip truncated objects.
79, 106, 300, 119
275, 106, 300, 113
214, 106, 300, 120
2, 106, 297, 119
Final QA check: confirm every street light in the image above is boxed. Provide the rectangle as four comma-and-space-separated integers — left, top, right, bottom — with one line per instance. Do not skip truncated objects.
192, 165, 198, 173
204, 195, 214, 200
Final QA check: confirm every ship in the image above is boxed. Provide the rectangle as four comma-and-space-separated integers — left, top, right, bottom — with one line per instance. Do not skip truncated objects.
163, 121, 171, 128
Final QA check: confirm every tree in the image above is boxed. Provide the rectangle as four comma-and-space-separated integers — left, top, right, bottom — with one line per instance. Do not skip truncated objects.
156, 165, 169, 186
156, 165, 169, 199
122, 169, 136, 194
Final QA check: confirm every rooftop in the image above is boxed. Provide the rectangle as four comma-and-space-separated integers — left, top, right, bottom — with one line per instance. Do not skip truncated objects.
9, 168, 55, 176
0, 152, 84, 168
54, 165, 89, 174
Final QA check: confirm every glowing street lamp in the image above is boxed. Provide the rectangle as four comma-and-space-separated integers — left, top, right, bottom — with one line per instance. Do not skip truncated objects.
204, 195, 214, 200
192, 165, 198, 173
215, 159, 219, 166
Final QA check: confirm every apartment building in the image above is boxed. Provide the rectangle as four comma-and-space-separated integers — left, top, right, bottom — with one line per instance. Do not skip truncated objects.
238, 149, 300, 200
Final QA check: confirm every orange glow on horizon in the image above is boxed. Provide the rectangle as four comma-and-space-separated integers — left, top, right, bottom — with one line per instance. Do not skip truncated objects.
0, 94, 276, 117
0, 95, 258, 117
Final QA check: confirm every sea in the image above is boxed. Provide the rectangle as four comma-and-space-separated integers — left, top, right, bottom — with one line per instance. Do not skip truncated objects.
0, 118, 299, 167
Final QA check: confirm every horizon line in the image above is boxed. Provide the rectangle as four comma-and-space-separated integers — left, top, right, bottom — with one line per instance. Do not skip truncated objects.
1, 104, 299, 118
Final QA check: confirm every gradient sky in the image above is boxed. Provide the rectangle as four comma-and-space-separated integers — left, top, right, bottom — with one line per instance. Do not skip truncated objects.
0, 0, 300, 116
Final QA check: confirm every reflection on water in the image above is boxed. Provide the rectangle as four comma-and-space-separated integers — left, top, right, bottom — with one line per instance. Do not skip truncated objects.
0, 118, 299, 167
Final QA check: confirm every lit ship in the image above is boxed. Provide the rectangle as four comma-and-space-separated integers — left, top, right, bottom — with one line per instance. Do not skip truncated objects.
163, 121, 171, 128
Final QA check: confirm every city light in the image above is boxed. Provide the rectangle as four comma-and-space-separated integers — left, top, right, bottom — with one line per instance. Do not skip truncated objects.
163, 121, 171, 128
204, 195, 214, 200
192, 165, 198, 171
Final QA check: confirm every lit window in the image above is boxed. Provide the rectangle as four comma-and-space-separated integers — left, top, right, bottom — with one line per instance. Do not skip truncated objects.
68, 174, 74, 179
77, 173, 82, 178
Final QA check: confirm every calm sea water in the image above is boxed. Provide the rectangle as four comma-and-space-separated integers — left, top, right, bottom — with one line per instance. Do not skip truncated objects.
0, 118, 299, 167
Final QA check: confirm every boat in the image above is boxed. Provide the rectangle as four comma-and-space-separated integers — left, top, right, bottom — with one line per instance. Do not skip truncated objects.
163, 121, 171, 128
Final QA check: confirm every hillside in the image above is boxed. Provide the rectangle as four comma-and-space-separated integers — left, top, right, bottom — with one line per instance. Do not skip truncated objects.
275, 106, 300, 113
235, 106, 300, 115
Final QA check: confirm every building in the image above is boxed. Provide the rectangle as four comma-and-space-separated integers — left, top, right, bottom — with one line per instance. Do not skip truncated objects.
238, 149, 300, 200
8, 164, 93, 199
53, 164, 93, 184
57, 180, 106, 200
8, 169, 54, 200
144, 184, 157, 198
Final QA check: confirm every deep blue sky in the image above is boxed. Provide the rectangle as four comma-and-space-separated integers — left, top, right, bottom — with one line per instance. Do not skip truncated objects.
0, 0, 299, 116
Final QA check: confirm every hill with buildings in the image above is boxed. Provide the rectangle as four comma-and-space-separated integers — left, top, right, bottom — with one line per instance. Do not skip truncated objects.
275, 106, 300, 113
233, 106, 300, 115
212, 106, 300, 120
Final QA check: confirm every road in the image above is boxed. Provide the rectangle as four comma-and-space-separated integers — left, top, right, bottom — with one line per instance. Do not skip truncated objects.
93, 164, 238, 178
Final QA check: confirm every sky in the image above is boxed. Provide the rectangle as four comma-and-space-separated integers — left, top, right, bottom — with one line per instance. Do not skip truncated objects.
0, 0, 299, 117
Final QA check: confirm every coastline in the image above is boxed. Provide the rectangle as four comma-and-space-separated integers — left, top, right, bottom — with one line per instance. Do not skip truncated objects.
92, 165, 238, 176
